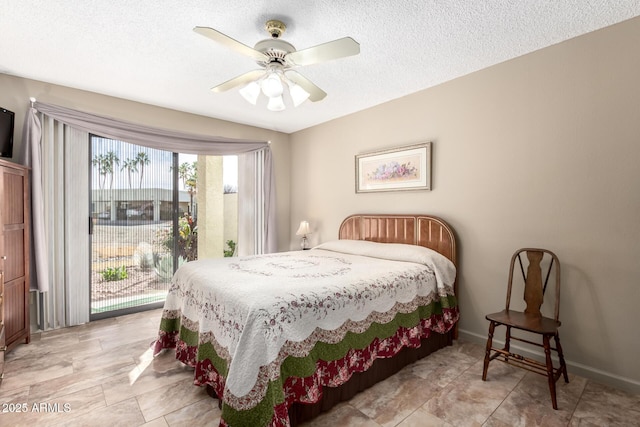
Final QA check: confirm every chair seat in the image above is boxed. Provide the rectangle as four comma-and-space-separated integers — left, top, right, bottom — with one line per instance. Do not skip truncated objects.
486, 310, 561, 334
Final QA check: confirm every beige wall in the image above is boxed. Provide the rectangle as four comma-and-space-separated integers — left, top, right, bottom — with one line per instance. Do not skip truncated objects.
290, 17, 640, 391
0, 74, 291, 251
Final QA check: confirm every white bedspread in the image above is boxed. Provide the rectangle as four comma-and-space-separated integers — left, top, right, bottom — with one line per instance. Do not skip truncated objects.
164, 240, 456, 401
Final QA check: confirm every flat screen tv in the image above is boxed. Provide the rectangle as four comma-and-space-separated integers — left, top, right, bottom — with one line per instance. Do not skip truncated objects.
0, 107, 15, 158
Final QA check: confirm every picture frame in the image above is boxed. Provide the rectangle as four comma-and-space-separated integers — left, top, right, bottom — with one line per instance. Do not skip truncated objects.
355, 142, 431, 193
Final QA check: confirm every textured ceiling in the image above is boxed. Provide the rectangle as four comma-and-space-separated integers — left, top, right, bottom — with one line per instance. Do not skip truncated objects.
2, 1, 640, 134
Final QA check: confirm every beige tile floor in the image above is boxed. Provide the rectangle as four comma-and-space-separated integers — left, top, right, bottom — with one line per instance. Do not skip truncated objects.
1, 308, 639, 426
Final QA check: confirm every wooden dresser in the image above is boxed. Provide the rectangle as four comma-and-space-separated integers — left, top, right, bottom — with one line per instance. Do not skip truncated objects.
0, 159, 30, 382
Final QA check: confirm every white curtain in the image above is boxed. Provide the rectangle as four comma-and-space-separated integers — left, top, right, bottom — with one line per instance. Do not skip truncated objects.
33, 102, 265, 155
21, 106, 47, 292
237, 148, 277, 256
19, 113, 90, 329
20, 102, 278, 330
39, 120, 90, 328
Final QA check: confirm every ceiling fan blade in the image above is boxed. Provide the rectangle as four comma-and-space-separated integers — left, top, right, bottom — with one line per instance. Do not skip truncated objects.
285, 71, 327, 102
285, 37, 360, 67
194, 26, 269, 63
211, 69, 265, 93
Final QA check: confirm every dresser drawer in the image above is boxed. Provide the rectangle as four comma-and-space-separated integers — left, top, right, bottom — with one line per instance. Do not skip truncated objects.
0, 323, 5, 383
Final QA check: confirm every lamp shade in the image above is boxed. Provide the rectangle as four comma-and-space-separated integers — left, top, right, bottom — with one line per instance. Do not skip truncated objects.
296, 220, 310, 236
239, 81, 261, 105
289, 83, 310, 107
261, 73, 284, 98
267, 95, 285, 112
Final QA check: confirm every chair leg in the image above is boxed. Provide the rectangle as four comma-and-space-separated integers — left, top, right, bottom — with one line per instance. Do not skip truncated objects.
504, 325, 511, 353
482, 321, 496, 381
554, 332, 569, 383
543, 334, 559, 410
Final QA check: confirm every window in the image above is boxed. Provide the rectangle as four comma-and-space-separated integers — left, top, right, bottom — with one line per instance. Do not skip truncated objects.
90, 136, 237, 317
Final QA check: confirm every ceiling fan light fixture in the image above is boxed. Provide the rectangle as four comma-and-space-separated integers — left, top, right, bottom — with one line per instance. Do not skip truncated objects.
239, 81, 261, 105
289, 82, 310, 107
193, 19, 360, 111
261, 73, 284, 98
197, 19, 360, 112
267, 95, 286, 112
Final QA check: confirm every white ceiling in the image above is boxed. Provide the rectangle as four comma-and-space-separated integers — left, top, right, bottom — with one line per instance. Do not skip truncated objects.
2, 1, 639, 134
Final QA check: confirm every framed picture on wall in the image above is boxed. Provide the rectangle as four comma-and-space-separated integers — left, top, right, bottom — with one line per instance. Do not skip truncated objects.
355, 142, 431, 193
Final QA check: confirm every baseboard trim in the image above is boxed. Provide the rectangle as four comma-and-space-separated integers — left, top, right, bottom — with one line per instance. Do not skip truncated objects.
458, 328, 640, 395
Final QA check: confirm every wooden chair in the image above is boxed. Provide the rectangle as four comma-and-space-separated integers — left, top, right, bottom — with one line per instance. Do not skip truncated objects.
482, 248, 569, 409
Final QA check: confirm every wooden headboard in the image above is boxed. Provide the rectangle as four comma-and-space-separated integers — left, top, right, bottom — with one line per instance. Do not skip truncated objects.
339, 214, 458, 328
338, 214, 457, 266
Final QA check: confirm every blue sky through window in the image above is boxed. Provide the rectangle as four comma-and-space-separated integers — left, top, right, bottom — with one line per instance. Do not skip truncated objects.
91, 137, 237, 190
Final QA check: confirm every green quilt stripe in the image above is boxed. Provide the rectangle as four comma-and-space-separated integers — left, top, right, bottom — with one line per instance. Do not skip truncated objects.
222, 379, 285, 427
158, 316, 199, 347
441, 294, 457, 309
159, 317, 180, 333
179, 325, 199, 347
280, 299, 444, 378
280, 321, 411, 379
197, 341, 229, 377
217, 298, 455, 427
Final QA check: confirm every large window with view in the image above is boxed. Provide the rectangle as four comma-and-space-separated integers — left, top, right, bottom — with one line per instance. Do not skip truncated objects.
89, 135, 237, 318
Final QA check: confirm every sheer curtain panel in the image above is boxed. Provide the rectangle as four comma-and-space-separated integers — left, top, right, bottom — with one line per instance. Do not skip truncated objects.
19, 113, 90, 329
20, 102, 277, 330
237, 148, 277, 256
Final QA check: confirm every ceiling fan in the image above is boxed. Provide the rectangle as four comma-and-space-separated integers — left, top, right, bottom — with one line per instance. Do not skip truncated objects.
194, 20, 360, 111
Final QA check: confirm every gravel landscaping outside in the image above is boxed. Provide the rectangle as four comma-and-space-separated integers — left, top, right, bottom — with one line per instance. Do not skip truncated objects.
91, 221, 173, 311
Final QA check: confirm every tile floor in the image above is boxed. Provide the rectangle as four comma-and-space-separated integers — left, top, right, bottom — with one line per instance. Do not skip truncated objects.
1, 308, 639, 426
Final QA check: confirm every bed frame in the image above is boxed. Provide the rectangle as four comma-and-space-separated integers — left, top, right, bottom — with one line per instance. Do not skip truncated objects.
288, 214, 458, 425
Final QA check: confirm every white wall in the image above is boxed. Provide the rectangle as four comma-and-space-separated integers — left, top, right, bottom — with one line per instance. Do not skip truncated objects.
289, 17, 640, 391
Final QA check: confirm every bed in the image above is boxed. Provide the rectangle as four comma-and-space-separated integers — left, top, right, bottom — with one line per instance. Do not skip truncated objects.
153, 214, 459, 426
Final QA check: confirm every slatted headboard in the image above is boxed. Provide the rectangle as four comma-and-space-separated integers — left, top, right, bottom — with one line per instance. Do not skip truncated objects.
338, 214, 457, 266
339, 214, 458, 331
